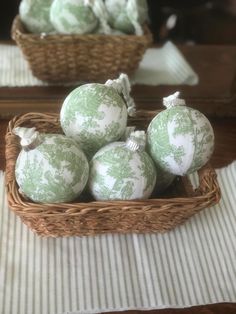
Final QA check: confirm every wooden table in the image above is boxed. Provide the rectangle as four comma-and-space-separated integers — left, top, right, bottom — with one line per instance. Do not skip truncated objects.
1, 44, 236, 117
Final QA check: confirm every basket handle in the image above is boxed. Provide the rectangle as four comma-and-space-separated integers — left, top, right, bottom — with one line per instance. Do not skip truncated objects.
195, 162, 221, 203
5, 117, 21, 186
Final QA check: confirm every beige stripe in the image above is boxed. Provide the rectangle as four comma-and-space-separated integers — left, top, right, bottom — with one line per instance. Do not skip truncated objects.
139, 236, 158, 306
145, 235, 164, 304
169, 229, 195, 304
125, 234, 145, 307
112, 235, 129, 307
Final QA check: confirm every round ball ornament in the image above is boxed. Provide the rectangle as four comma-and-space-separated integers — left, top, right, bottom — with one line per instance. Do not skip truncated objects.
19, 0, 54, 34
60, 73, 136, 159
14, 127, 89, 203
147, 92, 215, 176
105, 0, 148, 35
50, 0, 98, 34
89, 131, 156, 201
84, 0, 112, 34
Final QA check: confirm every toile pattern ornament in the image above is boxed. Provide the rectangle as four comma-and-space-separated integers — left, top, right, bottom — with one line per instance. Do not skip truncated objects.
19, 0, 54, 33
14, 127, 89, 203
147, 92, 215, 176
89, 130, 156, 201
60, 73, 136, 160
50, 0, 98, 34
105, 0, 148, 35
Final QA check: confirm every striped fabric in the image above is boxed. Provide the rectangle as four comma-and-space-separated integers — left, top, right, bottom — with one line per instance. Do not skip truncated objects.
0, 44, 47, 87
0, 43, 198, 87
0, 162, 236, 314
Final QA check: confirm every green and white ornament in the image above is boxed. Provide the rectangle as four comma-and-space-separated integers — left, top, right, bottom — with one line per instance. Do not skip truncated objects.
147, 92, 215, 176
14, 127, 89, 203
105, 0, 148, 35
84, 0, 112, 34
89, 131, 156, 201
50, 0, 98, 34
19, 0, 54, 33
60, 73, 136, 159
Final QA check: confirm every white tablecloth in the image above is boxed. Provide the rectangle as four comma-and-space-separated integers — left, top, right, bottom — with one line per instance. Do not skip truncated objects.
0, 162, 236, 314
0, 42, 198, 87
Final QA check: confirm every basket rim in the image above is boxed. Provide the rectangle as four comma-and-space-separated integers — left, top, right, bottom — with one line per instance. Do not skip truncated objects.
11, 15, 153, 44
5, 111, 221, 217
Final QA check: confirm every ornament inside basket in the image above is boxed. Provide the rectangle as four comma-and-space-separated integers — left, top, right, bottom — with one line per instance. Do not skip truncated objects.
11, 13, 152, 83
5, 110, 221, 237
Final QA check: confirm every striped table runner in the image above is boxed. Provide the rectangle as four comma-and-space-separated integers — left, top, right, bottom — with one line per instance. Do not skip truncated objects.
0, 43, 198, 87
0, 162, 236, 314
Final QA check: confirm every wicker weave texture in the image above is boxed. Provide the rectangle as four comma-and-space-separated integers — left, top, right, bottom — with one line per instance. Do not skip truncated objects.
5, 112, 221, 237
11, 16, 152, 83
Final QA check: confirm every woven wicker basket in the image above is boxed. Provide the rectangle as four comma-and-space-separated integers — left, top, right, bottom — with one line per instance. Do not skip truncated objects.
11, 15, 152, 83
5, 111, 221, 237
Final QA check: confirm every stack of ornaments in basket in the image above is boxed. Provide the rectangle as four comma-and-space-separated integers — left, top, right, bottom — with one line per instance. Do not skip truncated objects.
14, 74, 215, 204
19, 0, 149, 36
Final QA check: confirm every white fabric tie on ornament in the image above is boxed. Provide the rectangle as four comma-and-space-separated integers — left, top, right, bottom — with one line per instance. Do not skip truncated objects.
105, 73, 136, 117
0, 42, 198, 87
1, 162, 236, 314
163, 91, 186, 109
13, 127, 41, 151
84, 0, 112, 34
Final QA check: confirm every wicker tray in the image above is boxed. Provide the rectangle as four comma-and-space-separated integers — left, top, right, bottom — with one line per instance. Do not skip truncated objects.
11, 15, 152, 83
5, 111, 221, 237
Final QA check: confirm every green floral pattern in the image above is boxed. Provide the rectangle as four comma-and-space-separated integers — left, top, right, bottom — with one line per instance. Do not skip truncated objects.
60, 83, 128, 159
105, 0, 148, 34
19, 0, 54, 33
50, 0, 98, 34
15, 134, 89, 203
147, 106, 214, 176
89, 142, 156, 200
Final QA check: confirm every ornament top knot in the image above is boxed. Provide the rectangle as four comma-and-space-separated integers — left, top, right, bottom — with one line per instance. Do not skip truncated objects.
163, 91, 186, 109
105, 73, 136, 117
14, 127, 42, 151
126, 130, 146, 151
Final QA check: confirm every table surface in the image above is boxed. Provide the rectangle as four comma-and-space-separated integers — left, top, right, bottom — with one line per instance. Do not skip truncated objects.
1, 43, 236, 117
0, 43, 236, 314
